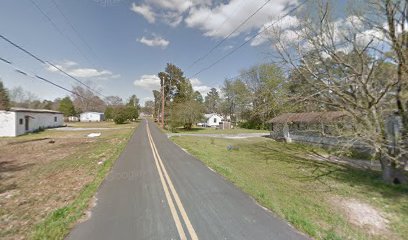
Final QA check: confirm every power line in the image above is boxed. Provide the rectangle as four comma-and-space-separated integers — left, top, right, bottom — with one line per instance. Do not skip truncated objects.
188, 0, 272, 69
0, 34, 106, 98
224, 23, 381, 82
29, 0, 92, 64
0, 56, 87, 100
189, 0, 308, 78
210, 0, 247, 38
50, 0, 98, 59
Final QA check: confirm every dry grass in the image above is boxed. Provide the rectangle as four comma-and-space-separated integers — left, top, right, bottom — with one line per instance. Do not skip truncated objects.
0, 122, 137, 239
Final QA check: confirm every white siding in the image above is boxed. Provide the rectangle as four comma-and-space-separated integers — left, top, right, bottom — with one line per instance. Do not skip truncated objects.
0, 111, 64, 137
0, 111, 16, 137
206, 115, 222, 127
80, 112, 104, 122
15, 112, 64, 136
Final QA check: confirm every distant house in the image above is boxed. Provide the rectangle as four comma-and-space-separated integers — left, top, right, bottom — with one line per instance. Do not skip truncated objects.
268, 111, 349, 143
67, 116, 79, 122
0, 108, 64, 137
199, 113, 223, 127
80, 112, 104, 122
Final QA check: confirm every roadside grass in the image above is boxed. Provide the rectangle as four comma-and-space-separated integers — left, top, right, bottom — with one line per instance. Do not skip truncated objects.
171, 136, 408, 240
67, 120, 138, 128
0, 123, 137, 239
163, 126, 269, 134
31, 130, 130, 239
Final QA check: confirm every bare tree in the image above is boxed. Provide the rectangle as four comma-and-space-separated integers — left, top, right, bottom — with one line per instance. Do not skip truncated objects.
270, 0, 406, 184
104, 96, 123, 107
72, 86, 106, 113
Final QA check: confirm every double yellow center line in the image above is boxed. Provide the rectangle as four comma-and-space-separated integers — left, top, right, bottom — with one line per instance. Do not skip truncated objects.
146, 120, 199, 240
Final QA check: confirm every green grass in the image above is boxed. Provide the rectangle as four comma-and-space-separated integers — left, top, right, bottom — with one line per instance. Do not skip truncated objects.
164, 126, 269, 134
28, 127, 136, 239
171, 136, 408, 240
67, 120, 139, 128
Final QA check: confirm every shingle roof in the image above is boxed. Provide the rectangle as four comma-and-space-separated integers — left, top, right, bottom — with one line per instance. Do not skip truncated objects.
268, 111, 348, 124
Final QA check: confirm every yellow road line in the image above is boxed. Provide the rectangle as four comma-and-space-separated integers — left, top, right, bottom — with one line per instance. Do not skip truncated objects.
146, 121, 187, 240
146, 121, 199, 240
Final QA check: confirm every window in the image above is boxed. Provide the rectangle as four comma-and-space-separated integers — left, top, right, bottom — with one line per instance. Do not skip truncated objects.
19, 118, 23, 125
54, 116, 57, 122
214, 118, 217, 123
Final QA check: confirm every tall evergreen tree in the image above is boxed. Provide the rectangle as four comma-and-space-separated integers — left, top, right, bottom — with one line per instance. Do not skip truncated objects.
58, 97, 76, 116
0, 81, 10, 110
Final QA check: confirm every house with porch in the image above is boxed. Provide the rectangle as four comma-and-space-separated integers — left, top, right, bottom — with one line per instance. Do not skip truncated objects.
268, 111, 349, 144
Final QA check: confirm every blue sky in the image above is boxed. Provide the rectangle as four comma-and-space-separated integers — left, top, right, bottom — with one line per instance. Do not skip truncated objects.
0, 0, 346, 105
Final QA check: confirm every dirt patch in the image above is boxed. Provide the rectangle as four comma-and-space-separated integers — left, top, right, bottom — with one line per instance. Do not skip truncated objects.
0, 129, 125, 239
332, 197, 390, 236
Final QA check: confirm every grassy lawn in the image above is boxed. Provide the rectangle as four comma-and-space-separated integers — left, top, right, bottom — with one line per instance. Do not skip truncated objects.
66, 121, 138, 128
163, 126, 269, 134
171, 136, 408, 240
0, 122, 138, 239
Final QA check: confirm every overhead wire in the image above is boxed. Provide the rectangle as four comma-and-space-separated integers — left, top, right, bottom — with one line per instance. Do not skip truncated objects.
0, 56, 88, 100
0, 34, 106, 98
189, 0, 309, 78
50, 0, 98, 59
29, 0, 93, 64
188, 0, 273, 69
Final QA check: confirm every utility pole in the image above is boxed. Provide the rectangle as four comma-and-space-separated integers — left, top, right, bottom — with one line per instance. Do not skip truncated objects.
161, 80, 165, 128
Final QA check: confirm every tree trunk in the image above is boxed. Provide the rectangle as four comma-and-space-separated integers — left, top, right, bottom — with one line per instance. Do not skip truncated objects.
380, 155, 407, 184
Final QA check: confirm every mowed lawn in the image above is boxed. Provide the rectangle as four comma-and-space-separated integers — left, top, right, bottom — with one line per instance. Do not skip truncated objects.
171, 136, 408, 240
66, 121, 130, 129
163, 126, 269, 134
0, 122, 137, 240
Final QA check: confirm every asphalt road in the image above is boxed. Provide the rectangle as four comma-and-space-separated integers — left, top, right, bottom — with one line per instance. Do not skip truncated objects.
68, 119, 308, 240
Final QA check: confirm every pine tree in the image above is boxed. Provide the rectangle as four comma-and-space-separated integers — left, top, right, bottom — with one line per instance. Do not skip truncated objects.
0, 81, 10, 110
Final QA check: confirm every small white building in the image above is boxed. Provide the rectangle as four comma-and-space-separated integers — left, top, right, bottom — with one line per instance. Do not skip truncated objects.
67, 116, 79, 122
80, 112, 104, 122
0, 108, 64, 137
201, 113, 223, 127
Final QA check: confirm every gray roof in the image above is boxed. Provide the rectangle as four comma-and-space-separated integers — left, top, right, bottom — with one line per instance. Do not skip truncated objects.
8, 107, 62, 114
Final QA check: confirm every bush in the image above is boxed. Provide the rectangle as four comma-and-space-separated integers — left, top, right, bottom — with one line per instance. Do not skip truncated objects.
113, 107, 128, 124
110, 106, 139, 124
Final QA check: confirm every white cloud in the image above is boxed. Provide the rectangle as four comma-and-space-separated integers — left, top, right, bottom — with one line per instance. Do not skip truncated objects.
46, 61, 119, 80
137, 35, 170, 48
251, 15, 300, 46
150, 0, 193, 13
185, 0, 298, 38
134, 74, 161, 90
130, 3, 156, 23
130, 0, 200, 27
190, 78, 212, 96
162, 11, 184, 27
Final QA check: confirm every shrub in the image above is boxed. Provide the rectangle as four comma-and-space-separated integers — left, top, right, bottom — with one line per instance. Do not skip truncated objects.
113, 107, 128, 124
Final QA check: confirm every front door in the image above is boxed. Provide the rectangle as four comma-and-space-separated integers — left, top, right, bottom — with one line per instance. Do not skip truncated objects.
25, 116, 29, 131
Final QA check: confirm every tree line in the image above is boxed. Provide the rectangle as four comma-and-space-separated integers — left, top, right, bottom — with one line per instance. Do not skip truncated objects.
0, 81, 140, 124
152, 62, 295, 131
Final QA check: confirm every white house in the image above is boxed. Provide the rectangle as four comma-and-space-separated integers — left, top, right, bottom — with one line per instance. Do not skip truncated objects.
67, 116, 79, 122
80, 112, 104, 122
200, 113, 223, 127
0, 108, 64, 137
